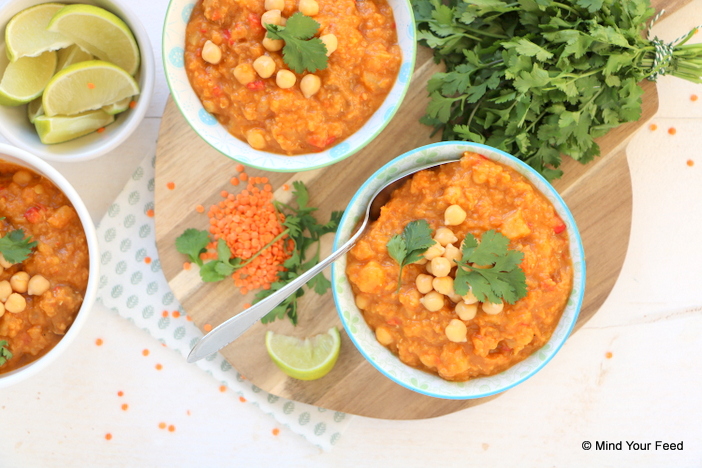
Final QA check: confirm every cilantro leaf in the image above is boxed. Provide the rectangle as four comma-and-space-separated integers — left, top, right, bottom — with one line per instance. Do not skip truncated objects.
175, 229, 210, 266
387, 220, 434, 290
0, 229, 37, 264
265, 13, 328, 74
0, 340, 12, 366
454, 230, 527, 304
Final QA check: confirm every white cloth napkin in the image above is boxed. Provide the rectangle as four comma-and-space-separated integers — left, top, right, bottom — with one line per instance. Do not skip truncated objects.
95, 153, 351, 451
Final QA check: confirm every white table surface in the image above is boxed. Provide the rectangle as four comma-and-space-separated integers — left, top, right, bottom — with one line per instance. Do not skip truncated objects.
2, 0, 702, 466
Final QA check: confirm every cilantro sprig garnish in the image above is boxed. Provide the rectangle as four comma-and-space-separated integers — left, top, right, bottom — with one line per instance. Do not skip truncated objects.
0, 340, 13, 367
175, 181, 341, 325
0, 228, 37, 264
413, 0, 702, 180
387, 220, 434, 291
454, 230, 527, 305
265, 12, 328, 74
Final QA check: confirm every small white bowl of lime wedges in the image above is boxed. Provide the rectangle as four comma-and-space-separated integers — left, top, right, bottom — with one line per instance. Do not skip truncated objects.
0, 0, 154, 162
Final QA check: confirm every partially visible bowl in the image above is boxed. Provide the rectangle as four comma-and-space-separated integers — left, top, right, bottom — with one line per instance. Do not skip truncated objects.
162, 0, 416, 172
0, 0, 155, 162
331, 141, 586, 399
0, 143, 98, 387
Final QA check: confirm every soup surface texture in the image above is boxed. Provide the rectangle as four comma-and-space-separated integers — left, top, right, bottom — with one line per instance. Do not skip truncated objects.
346, 152, 574, 381
0, 162, 89, 374
184, 0, 401, 154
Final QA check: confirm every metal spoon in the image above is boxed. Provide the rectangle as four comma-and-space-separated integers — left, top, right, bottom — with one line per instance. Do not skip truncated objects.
186, 156, 462, 363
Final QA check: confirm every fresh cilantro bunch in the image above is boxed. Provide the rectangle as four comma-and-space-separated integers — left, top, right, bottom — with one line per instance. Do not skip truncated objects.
0, 340, 12, 366
387, 219, 434, 290
0, 228, 37, 263
454, 230, 527, 304
413, 0, 702, 180
265, 12, 328, 74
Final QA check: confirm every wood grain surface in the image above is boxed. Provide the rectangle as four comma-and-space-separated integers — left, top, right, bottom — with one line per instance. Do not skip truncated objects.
154, 0, 686, 420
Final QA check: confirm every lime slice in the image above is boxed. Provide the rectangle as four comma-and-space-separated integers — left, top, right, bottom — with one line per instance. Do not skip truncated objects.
47, 4, 140, 76
4, 3, 73, 61
27, 97, 43, 123
0, 50, 57, 106
34, 109, 115, 144
265, 327, 341, 380
56, 44, 93, 71
102, 96, 132, 115
42, 60, 139, 116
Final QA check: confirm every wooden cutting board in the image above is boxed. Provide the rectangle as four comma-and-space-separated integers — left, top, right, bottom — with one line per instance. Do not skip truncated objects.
154, 0, 688, 420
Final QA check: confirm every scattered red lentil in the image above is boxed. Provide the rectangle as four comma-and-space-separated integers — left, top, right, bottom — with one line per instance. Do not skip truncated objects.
142, 349, 150, 356
121, 403, 129, 411
168, 425, 176, 432
162, 311, 169, 318
239, 396, 247, 402
144, 257, 152, 264
203, 323, 213, 332
239, 172, 249, 182
272, 428, 280, 436
183, 262, 192, 271
117, 391, 124, 397
691, 94, 698, 101
146, 209, 155, 217
97, 127, 105, 133
649, 123, 657, 131
605, 352, 613, 359
282, 184, 290, 191
155, 363, 163, 370
668, 127, 677, 135
219, 385, 227, 393
196, 204, 205, 213
158, 422, 167, 430
167, 182, 176, 190
186, 316, 193, 322
230, 176, 240, 186
235, 164, 245, 173
95, 338, 103, 346
687, 159, 695, 167
105, 433, 112, 440
243, 302, 252, 309
87, 82, 96, 89
172, 311, 181, 318
129, 100, 137, 109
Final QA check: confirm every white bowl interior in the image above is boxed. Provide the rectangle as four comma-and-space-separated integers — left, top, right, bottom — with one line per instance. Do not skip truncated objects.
0, 0, 155, 162
331, 142, 586, 399
162, 0, 416, 172
0, 143, 99, 387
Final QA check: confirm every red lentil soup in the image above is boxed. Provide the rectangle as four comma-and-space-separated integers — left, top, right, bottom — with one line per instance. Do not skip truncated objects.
184, 0, 401, 154
0, 162, 89, 375
346, 152, 573, 382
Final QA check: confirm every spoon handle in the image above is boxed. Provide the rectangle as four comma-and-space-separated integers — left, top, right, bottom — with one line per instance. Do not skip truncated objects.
186, 232, 360, 363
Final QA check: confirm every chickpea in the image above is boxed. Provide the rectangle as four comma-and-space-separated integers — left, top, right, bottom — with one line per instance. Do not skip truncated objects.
298, 0, 319, 16
5, 293, 26, 313
430, 257, 452, 278
448, 293, 463, 303
233, 63, 256, 85
253, 55, 276, 78
262, 37, 284, 52
445, 204, 467, 226
455, 302, 478, 321
420, 291, 444, 312
443, 243, 461, 264
246, 129, 267, 150
432, 276, 454, 296
434, 227, 458, 246
423, 240, 445, 260
0, 280, 11, 302
201, 40, 222, 65
276, 69, 296, 89
0, 301, 4, 318
27, 274, 50, 296
10, 271, 29, 294
412, 257, 428, 266
264, 0, 285, 10
34, 184, 45, 195
320, 33, 337, 56
375, 326, 393, 346
482, 300, 504, 315
355, 294, 370, 310
0, 253, 12, 269
415, 274, 434, 294
462, 288, 478, 305
424, 261, 433, 275
12, 170, 32, 185
300, 74, 321, 98
445, 319, 467, 343
260, 9, 282, 27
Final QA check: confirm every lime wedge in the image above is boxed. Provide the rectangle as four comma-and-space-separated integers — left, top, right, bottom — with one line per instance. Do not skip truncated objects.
27, 97, 43, 123
56, 44, 93, 71
34, 109, 115, 144
102, 96, 132, 115
265, 327, 341, 381
4, 3, 73, 61
0, 50, 57, 106
47, 4, 140, 75
42, 60, 139, 116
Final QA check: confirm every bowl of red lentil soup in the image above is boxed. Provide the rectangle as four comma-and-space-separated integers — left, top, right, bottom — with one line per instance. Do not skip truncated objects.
0, 0, 155, 163
0, 143, 98, 387
163, 0, 416, 172
330, 142, 586, 399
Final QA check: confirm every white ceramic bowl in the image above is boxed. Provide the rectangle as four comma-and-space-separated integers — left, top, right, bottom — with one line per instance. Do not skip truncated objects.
162, 0, 416, 172
0, 143, 99, 387
331, 141, 586, 399
0, 0, 155, 162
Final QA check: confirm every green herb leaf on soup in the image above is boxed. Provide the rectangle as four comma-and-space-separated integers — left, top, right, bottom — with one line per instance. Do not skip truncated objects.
265, 13, 328, 74
387, 219, 435, 290
0, 229, 37, 264
0, 340, 12, 366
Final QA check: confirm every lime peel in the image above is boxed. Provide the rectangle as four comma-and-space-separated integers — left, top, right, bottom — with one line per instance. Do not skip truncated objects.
265, 327, 341, 381
34, 109, 115, 144
0, 51, 57, 106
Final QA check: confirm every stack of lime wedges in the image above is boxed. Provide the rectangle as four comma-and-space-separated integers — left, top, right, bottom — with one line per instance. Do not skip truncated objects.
0, 3, 141, 144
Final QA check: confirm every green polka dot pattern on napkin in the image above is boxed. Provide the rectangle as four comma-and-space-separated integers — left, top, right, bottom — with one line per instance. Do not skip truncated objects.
96, 154, 349, 451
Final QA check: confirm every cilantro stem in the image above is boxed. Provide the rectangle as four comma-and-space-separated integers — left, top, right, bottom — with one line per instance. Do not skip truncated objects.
237, 228, 290, 269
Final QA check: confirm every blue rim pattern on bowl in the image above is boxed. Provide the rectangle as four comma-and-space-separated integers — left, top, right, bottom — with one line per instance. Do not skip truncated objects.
330, 141, 586, 399
162, 0, 416, 172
